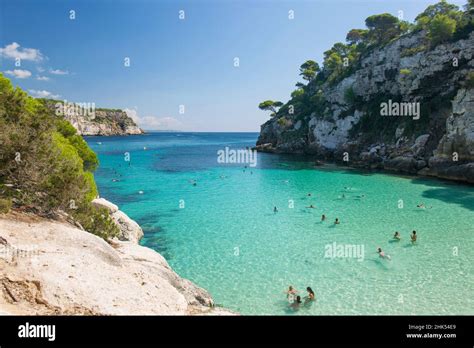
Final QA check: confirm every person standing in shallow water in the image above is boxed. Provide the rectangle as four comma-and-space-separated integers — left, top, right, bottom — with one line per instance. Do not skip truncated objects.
274, 206, 278, 213
321, 214, 326, 221
306, 287, 315, 301
334, 218, 340, 224
411, 230, 417, 243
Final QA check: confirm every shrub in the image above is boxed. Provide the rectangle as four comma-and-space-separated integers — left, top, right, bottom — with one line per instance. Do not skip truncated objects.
428, 14, 457, 45
0, 198, 12, 214
466, 71, 474, 89
400, 69, 412, 76
344, 87, 357, 105
0, 73, 115, 239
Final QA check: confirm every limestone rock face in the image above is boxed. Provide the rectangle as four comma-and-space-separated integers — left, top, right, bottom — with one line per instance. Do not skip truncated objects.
66, 109, 144, 136
256, 30, 474, 183
111, 210, 144, 244
0, 213, 234, 315
92, 198, 144, 243
43, 101, 144, 136
91, 198, 119, 213
435, 88, 474, 162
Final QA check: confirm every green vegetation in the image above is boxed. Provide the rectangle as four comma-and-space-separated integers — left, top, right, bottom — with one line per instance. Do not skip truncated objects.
0, 198, 12, 214
401, 45, 427, 57
299, 60, 320, 82
428, 14, 458, 44
258, 100, 283, 117
467, 71, 474, 88
258, 0, 472, 128
0, 74, 118, 239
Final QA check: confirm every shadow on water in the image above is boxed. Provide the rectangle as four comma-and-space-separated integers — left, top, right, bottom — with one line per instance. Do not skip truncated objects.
408, 177, 474, 212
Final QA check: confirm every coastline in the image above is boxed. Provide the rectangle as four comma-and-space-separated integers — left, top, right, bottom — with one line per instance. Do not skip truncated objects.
0, 199, 235, 316
254, 145, 474, 185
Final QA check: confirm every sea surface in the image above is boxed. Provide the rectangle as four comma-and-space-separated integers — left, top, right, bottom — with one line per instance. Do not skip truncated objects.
86, 132, 474, 315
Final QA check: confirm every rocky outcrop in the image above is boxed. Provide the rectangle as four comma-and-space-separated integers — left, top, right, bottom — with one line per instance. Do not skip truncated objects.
0, 212, 233, 315
92, 198, 144, 243
42, 100, 144, 136
66, 109, 143, 136
257, 30, 474, 184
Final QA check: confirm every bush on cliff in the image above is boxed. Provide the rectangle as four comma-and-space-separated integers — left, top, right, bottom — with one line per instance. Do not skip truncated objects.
0, 74, 118, 239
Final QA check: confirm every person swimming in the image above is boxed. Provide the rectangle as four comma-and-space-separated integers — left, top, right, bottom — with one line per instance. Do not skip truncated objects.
306, 287, 315, 301
307, 193, 312, 197
306, 204, 316, 209
274, 206, 278, 213
290, 295, 302, 310
411, 230, 417, 243
417, 203, 425, 209
321, 214, 326, 221
377, 247, 391, 260
334, 218, 340, 224
393, 231, 401, 240
286, 286, 297, 301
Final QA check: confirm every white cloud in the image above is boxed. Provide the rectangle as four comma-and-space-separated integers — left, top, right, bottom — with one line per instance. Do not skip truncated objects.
28, 89, 60, 99
0, 42, 44, 61
49, 69, 69, 75
37, 67, 45, 73
124, 108, 183, 130
36, 76, 50, 81
4, 69, 32, 79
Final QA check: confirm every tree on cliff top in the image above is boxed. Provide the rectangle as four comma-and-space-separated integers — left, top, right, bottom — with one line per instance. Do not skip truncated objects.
299, 60, 320, 83
365, 13, 402, 43
428, 14, 458, 44
346, 29, 369, 45
258, 100, 283, 117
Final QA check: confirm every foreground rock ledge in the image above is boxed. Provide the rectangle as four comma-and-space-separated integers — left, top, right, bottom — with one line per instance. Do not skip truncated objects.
0, 212, 234, 315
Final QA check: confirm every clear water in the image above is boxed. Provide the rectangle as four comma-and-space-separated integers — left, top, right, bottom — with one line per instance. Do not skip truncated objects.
87, 133, 474, 315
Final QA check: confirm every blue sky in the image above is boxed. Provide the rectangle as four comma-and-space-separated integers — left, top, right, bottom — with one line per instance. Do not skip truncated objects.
0, 0, 468, 131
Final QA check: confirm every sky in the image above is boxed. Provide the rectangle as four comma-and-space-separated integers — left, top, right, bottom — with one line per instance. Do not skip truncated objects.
0, 0, 468, 131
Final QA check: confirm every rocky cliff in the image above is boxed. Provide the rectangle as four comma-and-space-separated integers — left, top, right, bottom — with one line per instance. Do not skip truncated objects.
256, 30, 474, 183
42, 100, 144, 136
0, 201, 233, 315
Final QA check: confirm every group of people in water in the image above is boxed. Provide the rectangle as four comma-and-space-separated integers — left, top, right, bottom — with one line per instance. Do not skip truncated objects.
392, 230, 417, 243
285, 286, 315, 310
377, 230, 418, 260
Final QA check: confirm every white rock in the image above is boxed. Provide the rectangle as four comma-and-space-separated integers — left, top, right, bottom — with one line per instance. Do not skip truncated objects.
111, 210, 144, 244
92, 198, 118, 213
0, 214, 234, 315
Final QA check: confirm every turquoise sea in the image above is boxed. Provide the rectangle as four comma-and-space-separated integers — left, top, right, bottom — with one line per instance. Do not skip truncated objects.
87, 132, 474, 315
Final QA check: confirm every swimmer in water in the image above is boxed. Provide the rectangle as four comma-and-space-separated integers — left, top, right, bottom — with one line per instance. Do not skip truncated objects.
307, 193, 312, 197
321, 214, 326, 221
393, 231, 401, 240
291, 295, 302, 310
411, 230, 417, 243
334, 218, 340, 225
417, 203, 425, 209
306, 287, 315, 301
286, 286, 297, 299
377, 247, 391, 260
306, 204, 316, 209
274, 206, 278, 213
